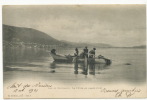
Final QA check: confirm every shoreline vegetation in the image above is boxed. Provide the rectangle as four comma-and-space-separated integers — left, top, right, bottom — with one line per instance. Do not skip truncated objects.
3, 24, 146, 49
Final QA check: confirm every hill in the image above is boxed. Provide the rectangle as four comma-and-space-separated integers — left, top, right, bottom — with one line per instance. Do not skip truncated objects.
60, 40, 113, 48
3, 24, 113, 48
3, 24, 62, 45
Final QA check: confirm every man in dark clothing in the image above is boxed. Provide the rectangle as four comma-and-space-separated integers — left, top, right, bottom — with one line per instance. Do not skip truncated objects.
51, 49, 56, 55
83, 46, 88, 58
89, 48, 96, 58
74, 48, 79, 56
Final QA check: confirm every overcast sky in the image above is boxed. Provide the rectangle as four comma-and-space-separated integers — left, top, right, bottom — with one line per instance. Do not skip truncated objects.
3, 5, 146, 47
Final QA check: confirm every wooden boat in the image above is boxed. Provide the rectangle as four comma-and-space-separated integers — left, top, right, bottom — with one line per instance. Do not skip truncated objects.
50, 53, 73, 62
50, 53, 111, 65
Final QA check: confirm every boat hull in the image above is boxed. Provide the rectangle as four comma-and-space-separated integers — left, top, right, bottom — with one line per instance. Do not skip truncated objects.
50, 53, 73, 62
50, 53, 111, 64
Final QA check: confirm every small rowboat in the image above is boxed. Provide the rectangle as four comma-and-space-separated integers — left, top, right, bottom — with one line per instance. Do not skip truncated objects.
50, 53, 73, 62
50, 53, 111, 65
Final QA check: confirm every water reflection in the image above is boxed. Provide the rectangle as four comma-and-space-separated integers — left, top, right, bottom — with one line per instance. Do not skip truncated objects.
3, 47, 49, 67
49, 60, 110, 77
50, 61, 56, 73
73, 61, 109, 76
89, 63, 95, 75
74, 62, 78, 74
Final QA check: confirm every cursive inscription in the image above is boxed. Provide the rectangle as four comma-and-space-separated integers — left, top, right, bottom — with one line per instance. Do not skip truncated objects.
7, 82, 52, 93
6, 82, 141, 98
101, 87, 141, 98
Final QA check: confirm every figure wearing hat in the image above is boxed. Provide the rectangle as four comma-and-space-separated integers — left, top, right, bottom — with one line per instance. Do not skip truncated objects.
74, 48, 79, 56
89, 48, 96, 58
51, 49, 56, 55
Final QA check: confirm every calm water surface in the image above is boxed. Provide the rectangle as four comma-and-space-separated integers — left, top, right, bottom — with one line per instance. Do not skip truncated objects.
3, 47, 146, 84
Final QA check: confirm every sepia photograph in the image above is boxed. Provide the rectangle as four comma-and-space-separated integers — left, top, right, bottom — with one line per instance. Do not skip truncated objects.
2, 5, 146, 98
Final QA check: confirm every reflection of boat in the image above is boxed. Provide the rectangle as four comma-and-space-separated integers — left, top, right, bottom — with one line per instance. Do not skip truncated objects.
73, 57, 111, 65
50, 53, 111, 65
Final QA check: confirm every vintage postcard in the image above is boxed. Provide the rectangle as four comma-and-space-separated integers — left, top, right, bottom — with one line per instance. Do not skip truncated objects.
2, 5, 146, 98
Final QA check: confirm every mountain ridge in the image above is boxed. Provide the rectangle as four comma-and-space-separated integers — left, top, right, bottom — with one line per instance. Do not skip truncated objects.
3, 24, 62, 45
3, 24, 145, 48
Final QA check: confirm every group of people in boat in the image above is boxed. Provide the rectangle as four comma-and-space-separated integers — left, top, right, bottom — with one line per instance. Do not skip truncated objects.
50, 46, 97, 58
50, 47, 111, 64
74, 46, 96, 58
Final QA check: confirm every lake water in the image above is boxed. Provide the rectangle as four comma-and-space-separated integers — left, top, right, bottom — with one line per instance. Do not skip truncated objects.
3, 47, 146, 84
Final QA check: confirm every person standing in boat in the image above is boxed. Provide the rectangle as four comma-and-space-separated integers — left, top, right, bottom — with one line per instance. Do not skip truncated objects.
51, 49, 56, 55
74, 48, 79, 56
89, 48, 96, 58
83, 46, 88, 58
